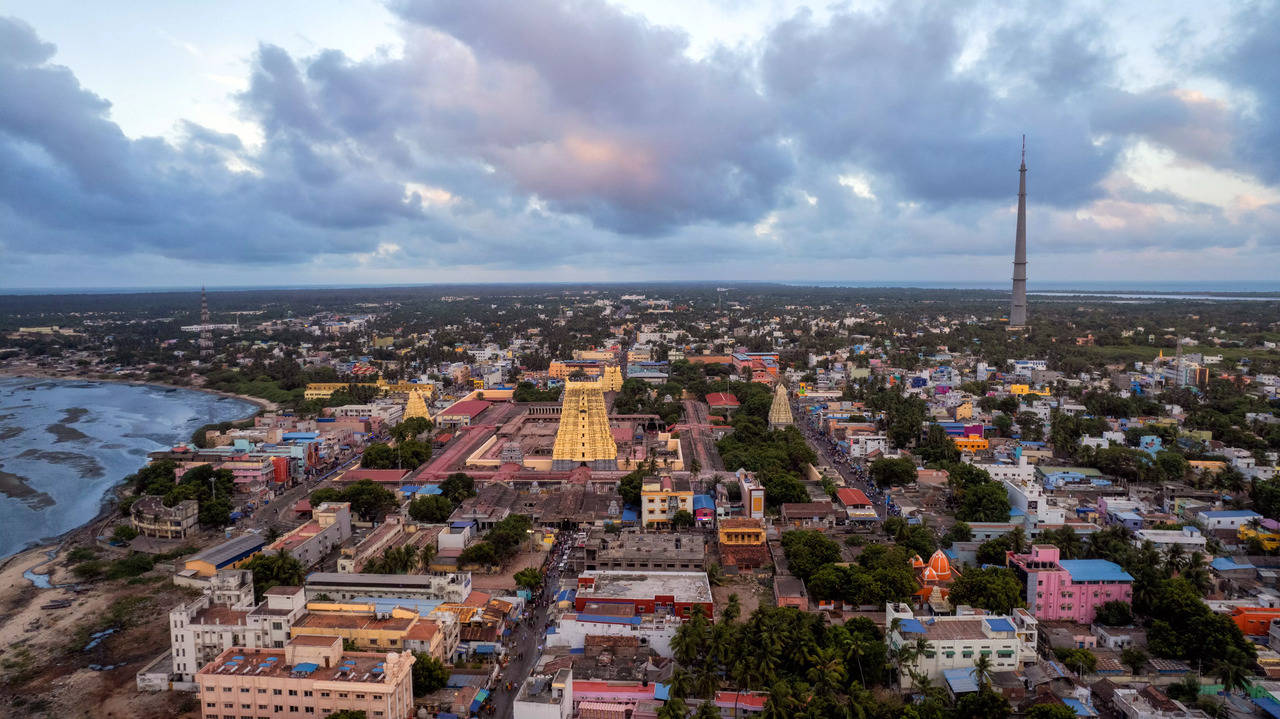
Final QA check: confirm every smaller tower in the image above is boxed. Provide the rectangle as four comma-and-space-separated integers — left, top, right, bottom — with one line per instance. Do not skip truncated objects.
768, 382, 793, 429
198, 286, 214, 358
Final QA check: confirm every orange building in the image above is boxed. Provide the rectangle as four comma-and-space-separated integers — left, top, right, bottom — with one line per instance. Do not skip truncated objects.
1230, 606, 1280, 637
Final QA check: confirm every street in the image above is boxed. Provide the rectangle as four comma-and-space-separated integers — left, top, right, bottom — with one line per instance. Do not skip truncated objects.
792, 401, 891, 518
486, 532, 572, 719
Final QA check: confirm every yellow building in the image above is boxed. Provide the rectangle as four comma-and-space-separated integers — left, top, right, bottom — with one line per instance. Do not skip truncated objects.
1009, 384, 1050, 397
954, 435, 989, 452
1239, 525, 1280, 551
641, 475, 694, 527
768, 382, 793, 429
551, 380, 617, 470
549, 360, 606, 380
953, 401, 974, 420
1189, 460, 1227, 475
293, 602, 456, 662
718, 518, 766, 546
304, 379, 435, 401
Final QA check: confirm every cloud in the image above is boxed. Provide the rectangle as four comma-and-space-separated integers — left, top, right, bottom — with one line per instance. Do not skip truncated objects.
0, 2, 1278, 287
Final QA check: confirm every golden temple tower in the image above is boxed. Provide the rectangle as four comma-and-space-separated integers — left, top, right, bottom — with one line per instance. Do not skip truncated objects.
403, 389, 430, 421
552, 379, 618, 470
601, 365, 624, 392
768, 382, 793, 429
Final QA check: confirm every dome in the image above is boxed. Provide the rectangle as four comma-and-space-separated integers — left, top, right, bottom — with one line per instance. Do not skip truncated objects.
922, 566, 940, 582
927, 550, 952, 581
910, 554, 925, 568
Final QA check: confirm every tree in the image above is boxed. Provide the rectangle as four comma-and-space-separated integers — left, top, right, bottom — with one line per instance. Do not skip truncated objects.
780, 530, 842, 582
324, 711, 367, 719
1054, 647, 1097, 674
953, 689, 1010, 719
1039, 526, 1085, 560
515, 567, 543, 591
439, 472, 477, 504
407, 494, 454, 523
1093, 600, 1134, 626
657, 697, 689, 719
619, 469, 644, 507
693, 700, 720, 719
918, 424, 960, 464
243, 551, 306, 600
337, 480, 399, 522
870, 457, 917, 488
723, 593, 741, 623
359, 442, 397, 469
948, 567, 1023, 614
974, 529, 1027, 566
1214, 650, 1252, 697
956, 482, 1011, 522
1121, 647, 1148, 675
411, 652, 449, 696
941, 522, 972, 546
672, 510, 696, 528
111, 525, 139, 543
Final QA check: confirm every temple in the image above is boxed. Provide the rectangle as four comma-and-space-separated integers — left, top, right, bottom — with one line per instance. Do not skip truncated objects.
403, 389, 430, 421
768, 382, 793, 429
551, 380, 619, 470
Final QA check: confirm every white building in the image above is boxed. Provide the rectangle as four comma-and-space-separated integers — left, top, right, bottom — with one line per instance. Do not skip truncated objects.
514, 669, 573, 719
977, 457, 1035, 484
1196, 510, 1262, 531
1001, 474, 1066, 526
886, 603, 1038, 689
545, 613, 681, 657
166, 571, 306, 684
1133, 527, 1207, 552
848, 434, 890, 459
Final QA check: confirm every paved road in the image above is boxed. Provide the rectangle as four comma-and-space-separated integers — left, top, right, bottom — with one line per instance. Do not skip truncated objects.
792, 402, 888, 518
245, 452, 363, 531
488, 536, 572, 719
681, 398, 725, 473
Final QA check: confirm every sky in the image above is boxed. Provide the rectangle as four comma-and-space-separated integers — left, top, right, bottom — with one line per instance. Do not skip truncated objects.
1, 0, 1278, 290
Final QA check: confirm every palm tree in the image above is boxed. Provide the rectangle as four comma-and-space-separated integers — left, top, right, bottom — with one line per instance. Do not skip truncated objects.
1184, 551, 1212, 595
972, 654, 995, 691
1214, 652, 1251, 698
669, 667, 694, 700
722, 593, 741, 623
657, 696, 689, 719
804, 646, 846, 695
1164, 543, 1187, 574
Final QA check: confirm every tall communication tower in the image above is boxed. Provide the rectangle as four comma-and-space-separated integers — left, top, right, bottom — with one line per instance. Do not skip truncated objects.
199, 286, 214, 358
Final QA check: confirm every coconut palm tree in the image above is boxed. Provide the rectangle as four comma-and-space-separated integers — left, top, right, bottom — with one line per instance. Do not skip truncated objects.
1183, 551, 1212, 595
1214, 652, 1251, 698
1164, 543, 1187, 574
805, 646, 847, 695
972, 654, 995, 691
669, 667, 694, 700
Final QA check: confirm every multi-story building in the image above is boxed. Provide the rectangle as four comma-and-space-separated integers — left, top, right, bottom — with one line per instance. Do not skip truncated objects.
574, 570, 713, 619
641, 475, 693, 527
514, 669, 573, 719
303, 571, 473, 603
169, 572, 307, 683
886, 603, 1038, 689
195, 636, 415, 719
182, 534, 266, 579
290, 603, 456, 662
131, 496, 199, 539
265, 502, 353, 568
717, 518, 770, 572
736, 469, 765, 520
337, 516, 441, 574
577, 530, 706, 572
1007, 545, 1133, 624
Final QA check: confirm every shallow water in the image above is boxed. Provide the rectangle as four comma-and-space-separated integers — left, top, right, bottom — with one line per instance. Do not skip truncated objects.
0, 378, 256, 558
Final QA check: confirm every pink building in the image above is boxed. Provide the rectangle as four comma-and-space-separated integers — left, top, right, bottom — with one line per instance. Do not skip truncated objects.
1007, 545, 1133, 624
196, 635, 415, 719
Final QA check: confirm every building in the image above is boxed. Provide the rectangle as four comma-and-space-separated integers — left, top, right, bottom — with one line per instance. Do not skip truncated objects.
182, 534, 266, 578
169, 572, 307, 683
131, 496, 200, 540
338, 517, 441, 574
435, 399, 492, 428
768, 383, 793, 429
514, 669, 573, 719
1197, 509, 1263, 531
575, 570, 713, 618
551, 380, 618, 471
717, 518, 770, 572
290, 603, 455, 662
887, 603, 1038, 689
836, 488, 878, 523
780, 502, 838, 528
402, 389, 431, 422
736, 468, 766, 520
304, 571, 473, 603
1229, 606, 1280, 638
1133, 527, 1206, 552
705, 392, 740, 415
1007, 545, 1133, 624
578, 531, 706, 572
266, 502, 353, 568
195, 637, 415, 719
641, 475, 693, 527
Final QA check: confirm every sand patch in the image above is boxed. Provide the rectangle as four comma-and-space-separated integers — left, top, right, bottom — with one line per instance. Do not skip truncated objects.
46, 422, 90, 443
15, 449, 105, 479
0, 467, 55, 509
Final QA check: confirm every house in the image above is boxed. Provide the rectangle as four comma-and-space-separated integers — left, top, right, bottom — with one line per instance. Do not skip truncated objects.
836, 488, 879, 523
1007, 545, 1133, 624
705, 393, 740, 416
886, 603, 1039, 689
574, 570, 713, 619
718, 518, 770, 572
130, 496, 199, 540
1197, 509, 1262, 531
780, 502, 838, 528
641, 475, 693, 527
181, 534, 265, 578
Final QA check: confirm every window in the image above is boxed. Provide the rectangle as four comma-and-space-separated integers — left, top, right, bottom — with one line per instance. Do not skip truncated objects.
273, 690, 283, 696
274, 706, 283, 713
303, 691, 312, 697
241, 688, 250, 693
288, 690, 298, 696
320, 693, 330, 698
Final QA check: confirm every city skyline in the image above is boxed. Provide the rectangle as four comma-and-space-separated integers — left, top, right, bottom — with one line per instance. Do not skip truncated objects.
2, 0, 1279, 289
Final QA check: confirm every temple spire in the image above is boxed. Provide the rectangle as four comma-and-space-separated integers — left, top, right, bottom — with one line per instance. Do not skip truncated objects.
1009, 136, 1029, 330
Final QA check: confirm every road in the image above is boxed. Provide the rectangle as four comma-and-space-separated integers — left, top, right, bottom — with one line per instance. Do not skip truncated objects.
791, 401, 889, 519
487, 534, 572, 719
681, 398, 725, 473
244, 451, 363, 532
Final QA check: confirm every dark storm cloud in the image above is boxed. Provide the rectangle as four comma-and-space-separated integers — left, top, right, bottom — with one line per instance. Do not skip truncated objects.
0, 1, 1277, 280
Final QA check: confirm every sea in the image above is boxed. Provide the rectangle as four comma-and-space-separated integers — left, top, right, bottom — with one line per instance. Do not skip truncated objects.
0, 377, 257, 559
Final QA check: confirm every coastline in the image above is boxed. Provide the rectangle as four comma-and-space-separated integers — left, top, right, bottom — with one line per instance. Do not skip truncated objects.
0, 366, 277, 419
0, 370, 270, 566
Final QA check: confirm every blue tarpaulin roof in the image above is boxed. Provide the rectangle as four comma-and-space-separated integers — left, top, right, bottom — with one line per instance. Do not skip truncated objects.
1212, 557, 1255, 571
293, 662, 318, 673
693, 495, 715, 511
474, 645, 495, 654
1255, 696, 1280, 719
985, 618, 1016, 633
555, 589, 577, 603
943, 668, 978, 694
1062, 697, 1098, 717
470, 689, 489, 712
654, 683, 670, 701
621, 507, 638, 522
898, 618, 927, 634
1059, 559, 1134, 583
